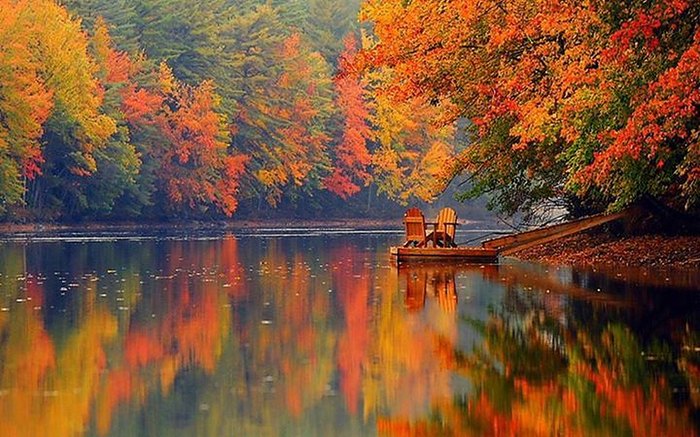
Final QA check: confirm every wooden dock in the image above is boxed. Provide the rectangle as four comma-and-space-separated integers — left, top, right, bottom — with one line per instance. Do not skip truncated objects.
392, 209, 631, 263
390, 246, 498, 263
481, 210, 629, 255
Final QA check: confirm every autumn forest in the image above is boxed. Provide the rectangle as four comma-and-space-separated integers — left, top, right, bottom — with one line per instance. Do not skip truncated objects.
1, 0, 699, 221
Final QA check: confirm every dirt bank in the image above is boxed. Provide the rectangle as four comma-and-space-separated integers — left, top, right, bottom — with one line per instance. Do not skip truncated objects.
512, 231, 700, 268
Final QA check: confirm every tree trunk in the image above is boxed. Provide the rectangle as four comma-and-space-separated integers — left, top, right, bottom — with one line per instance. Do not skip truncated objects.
366, 184, 373, 212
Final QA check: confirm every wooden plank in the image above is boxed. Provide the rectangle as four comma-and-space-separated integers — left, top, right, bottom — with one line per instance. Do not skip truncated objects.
498, 229, 583, 255
391, 246, 498, 263
391, 246, 498, 257
481, 210, 629, 253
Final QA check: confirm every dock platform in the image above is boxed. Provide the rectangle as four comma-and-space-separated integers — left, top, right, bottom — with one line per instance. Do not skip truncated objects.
390, 246, 498, 263
392, 208, 631, 264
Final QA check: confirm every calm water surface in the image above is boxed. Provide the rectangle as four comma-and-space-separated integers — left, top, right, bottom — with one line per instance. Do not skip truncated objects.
0, 230, 699, 436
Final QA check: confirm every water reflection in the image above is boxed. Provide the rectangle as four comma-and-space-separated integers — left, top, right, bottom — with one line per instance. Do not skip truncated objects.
399, 263, 500, 313
0, 235, 697, 436
382, 262, 700, 436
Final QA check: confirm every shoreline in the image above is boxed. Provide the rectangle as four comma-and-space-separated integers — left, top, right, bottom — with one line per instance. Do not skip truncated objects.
0, 218, 502, 234
0, 219, 401, 234
511, 231, 700, 269
2, 221, 698, 270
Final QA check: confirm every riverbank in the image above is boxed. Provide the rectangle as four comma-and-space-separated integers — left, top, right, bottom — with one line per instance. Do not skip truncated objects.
0, 218, 402, 234
4, 221, 698, 270
512, 231, 700, 268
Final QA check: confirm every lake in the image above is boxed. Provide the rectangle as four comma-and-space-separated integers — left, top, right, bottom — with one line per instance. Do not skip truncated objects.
0, 229, 698, 436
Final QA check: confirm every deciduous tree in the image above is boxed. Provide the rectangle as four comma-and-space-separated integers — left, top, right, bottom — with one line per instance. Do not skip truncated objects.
359, 0, 700, 216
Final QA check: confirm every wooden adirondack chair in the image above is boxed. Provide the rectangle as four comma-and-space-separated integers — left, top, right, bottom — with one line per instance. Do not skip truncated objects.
403, 207, 427, 247
425, 207, 459, 247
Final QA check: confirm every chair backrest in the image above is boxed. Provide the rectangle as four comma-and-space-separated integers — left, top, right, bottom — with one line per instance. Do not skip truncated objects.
404, 207, 426, 243
436, 207, 458, 240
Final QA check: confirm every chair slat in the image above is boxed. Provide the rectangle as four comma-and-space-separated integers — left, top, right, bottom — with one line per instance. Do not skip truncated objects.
436, 207, 458, 243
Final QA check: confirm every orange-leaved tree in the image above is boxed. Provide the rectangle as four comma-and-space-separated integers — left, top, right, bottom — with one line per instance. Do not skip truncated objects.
155, 65, 248, 216
250, 33, 335, 206
122, 62, 248, 217
359, 0, 700, 216
325, 35, 373, 199
0, 0, 116, 215
0, 0, 53, 210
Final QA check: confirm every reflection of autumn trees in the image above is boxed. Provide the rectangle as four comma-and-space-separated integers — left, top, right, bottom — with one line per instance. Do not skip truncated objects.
364, 264, 465, 422
189, 239, 373, 435
2, 238, 697, 437
0, 245, 118, 437
378, 293, 699, 437
0, 237, 373, 436
252, 241, 336, 417
681, 328, 700, 410
569, 326, 696, 436
0, 239, 241, 436
94, 238, 240, 433
0, 273, 56, 437
103, 237, 375, 435
332, 246, 371, 414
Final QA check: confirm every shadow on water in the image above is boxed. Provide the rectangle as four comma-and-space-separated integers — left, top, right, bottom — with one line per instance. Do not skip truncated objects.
0, 233, 697, 436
